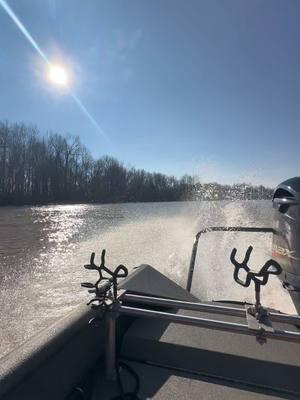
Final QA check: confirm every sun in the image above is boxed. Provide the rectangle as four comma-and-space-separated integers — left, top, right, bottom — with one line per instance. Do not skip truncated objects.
48, 64, 68, 86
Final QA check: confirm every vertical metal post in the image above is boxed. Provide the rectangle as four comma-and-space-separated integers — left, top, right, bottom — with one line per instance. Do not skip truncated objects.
105, 308, 117, 380
255, 281, 261, 311
186, 233, 200, 292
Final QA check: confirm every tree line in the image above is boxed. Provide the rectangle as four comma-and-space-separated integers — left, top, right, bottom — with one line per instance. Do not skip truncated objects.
0, 121, 273, 205
0, 121, 195, 205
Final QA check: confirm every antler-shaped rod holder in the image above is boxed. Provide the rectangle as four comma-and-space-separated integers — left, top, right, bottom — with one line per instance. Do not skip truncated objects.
82, 249, 128, 379
230, 246, 282, 341
81, 249, 128, 310
231, 246, 282, 312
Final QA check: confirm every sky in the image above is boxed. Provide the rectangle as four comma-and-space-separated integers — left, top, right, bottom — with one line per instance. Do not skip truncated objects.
0, 0, 299, 186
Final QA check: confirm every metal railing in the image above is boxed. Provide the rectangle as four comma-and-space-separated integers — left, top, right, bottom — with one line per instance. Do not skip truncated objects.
105, 292, 300, 379
119, 303, 300, 343
119, 293, 300, 343
186, 226, 274, 292
123, 293, 300, 325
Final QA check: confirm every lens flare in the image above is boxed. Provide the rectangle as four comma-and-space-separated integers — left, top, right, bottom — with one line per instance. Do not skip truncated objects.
0, 0, 110, 145
0, 0, 49, 63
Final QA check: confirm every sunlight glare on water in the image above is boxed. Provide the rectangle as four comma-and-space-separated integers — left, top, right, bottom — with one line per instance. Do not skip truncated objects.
0, 200, 296, 359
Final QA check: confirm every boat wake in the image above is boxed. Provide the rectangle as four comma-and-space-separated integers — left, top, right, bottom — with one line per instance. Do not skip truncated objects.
191, 201, 296, 314
0, 200, 296, 360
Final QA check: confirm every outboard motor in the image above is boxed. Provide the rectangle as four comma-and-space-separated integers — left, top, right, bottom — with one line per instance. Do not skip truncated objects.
272, 177, 300, 313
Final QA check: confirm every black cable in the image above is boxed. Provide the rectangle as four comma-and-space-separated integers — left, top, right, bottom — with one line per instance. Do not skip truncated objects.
66, 360, 102, 400
112, 361, 141, 400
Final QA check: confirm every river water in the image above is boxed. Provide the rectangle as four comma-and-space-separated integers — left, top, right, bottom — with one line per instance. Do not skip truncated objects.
0, 200, 295, 359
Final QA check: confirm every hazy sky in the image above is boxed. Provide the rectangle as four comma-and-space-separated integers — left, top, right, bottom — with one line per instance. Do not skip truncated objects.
0, 0, 299, 186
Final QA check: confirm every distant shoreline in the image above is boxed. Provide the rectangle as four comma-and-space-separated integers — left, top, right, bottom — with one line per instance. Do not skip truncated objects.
0, 197, 273, 208
0, 120, 274, 206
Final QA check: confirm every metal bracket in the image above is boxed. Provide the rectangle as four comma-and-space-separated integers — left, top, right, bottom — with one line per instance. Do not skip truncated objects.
245, 305, 274, 345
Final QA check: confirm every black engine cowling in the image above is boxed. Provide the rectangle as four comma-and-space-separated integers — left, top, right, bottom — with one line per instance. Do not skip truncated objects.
272, 177, 300, 313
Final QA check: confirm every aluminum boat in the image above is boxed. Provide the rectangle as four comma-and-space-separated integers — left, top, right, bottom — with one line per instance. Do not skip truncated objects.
1, 178, 300, 400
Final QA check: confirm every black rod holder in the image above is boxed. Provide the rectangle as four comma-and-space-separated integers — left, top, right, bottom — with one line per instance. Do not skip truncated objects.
186, 227, 274, 292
